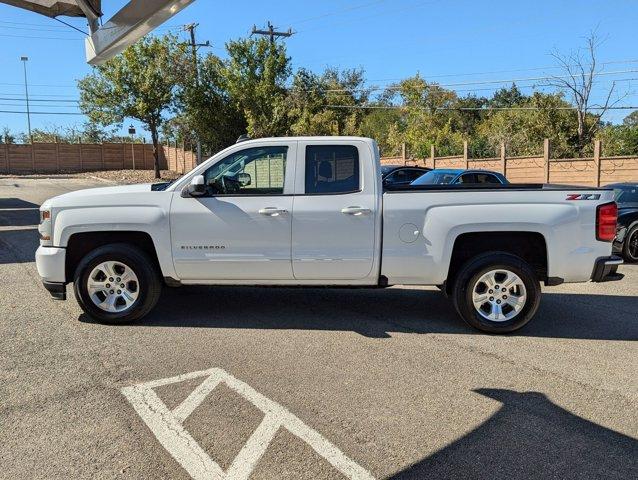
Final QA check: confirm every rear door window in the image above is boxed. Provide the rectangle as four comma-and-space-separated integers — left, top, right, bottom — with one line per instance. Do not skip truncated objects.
456, 173, 476, 184
305, 145, 360, 194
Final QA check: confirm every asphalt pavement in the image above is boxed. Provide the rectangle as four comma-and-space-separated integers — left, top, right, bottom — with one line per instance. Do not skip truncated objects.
1, 177, 636, 479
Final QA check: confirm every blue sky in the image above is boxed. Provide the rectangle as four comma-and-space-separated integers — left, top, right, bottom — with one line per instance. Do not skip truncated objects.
0, 0, 636, 141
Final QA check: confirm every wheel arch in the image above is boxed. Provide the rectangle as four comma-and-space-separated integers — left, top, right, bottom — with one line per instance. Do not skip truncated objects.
65, 231, 162, 283
446, 231, 548, 294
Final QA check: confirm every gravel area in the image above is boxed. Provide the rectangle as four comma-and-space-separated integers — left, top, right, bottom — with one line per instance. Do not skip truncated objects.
77, 169, 183, 184
0, 169, 183, 184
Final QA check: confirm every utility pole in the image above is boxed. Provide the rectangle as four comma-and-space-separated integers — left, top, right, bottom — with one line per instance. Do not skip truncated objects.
251, 21, 294, 44
20, 56, 32, 143
182, 23, 210, 164
128, 125, 136, 170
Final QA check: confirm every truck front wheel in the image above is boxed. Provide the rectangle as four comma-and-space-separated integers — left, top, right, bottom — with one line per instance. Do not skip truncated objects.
451, 252, 541, 333
73, 243, 161, 324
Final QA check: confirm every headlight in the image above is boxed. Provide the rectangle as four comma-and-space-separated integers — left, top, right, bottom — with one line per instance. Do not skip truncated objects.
39, 208, 52, 244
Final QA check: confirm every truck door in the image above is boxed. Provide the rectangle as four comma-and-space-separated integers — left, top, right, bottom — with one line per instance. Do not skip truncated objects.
291, 142, 379, 280
170, 142, 296, 281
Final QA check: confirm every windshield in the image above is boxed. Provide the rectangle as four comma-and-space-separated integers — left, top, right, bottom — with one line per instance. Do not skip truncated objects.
614, 186, 638, 204
411, 170, 459, 185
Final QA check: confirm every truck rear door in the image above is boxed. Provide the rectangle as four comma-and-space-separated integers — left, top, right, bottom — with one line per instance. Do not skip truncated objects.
291, 140, 380, 280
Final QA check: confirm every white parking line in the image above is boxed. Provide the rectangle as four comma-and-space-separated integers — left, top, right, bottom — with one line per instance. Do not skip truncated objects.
122, 368, 375, 480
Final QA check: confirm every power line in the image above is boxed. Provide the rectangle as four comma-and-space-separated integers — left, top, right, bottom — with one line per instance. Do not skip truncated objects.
286, 0, 390, 25
52, 17, 88, 35
310, 69, 638, 94
325, 104, 638, 111
0, 24, 81, 34
298, 0, 442, 33
0, 97, 78, 103
0, 92, 79, 98
0, 20, 68, 28
0, 33, 79, 41
0, 82, 77, 88
0, 103, 80, 109
0, 109, 84, 115
364, 59, 638, 84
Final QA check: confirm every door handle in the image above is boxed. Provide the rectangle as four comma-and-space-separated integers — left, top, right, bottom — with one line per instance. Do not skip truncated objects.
259, 207, 288, 217
341, 206, 371, 216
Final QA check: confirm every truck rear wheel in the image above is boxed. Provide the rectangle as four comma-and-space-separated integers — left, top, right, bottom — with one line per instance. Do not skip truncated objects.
451, 252, 540, 333
73, 243, 161, 324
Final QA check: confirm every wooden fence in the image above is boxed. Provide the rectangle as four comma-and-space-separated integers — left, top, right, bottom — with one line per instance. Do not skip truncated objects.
163, 142, 197, 174
0, 142, 177, 174
3, 139, 637, 186
381, 139, 638, 187
0, 140, 204, 175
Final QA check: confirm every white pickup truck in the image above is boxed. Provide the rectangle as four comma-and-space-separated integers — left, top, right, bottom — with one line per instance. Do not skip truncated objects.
36, 136, 623, 333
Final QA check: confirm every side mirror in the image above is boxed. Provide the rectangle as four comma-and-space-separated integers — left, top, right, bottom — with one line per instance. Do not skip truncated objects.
186, 175, 206, 197
237, 172, 251, 186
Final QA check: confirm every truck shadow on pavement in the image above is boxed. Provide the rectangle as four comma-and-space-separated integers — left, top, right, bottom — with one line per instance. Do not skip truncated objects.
0, 198, 40, 265
0, 228, 40, 264
0, 198, 40, 227
110, 284, 638, 340
390, 388, 638, 479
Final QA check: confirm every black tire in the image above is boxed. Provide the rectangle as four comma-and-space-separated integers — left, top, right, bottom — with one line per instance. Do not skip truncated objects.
451, 252, 541, 333
73, 243, 161, 324
622, 225, 638, 263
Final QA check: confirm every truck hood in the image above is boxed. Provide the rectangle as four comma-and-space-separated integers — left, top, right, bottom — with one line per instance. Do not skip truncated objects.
43, 183, 155, 208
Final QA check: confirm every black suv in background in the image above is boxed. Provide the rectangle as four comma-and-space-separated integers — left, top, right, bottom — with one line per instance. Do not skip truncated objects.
381, 165, 430, 187
608, 183, 638, 262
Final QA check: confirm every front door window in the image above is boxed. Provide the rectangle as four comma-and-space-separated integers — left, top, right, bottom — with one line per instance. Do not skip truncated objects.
203, 146, 288, 196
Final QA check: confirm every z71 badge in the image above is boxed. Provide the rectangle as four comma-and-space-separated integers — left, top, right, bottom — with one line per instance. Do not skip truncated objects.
566, 193, 601, 200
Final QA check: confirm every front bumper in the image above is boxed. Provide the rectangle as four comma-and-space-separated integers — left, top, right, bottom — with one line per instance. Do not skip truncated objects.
36, 246, 67, 299
591, 256, 624, 282
35, 246, 66, 282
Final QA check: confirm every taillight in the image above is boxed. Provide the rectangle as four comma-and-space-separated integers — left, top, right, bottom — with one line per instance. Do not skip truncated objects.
596, 202, 617, 242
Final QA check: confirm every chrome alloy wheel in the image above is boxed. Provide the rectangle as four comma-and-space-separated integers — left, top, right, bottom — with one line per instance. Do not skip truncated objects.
87, 261, 139, 313
472, 269, 527, 322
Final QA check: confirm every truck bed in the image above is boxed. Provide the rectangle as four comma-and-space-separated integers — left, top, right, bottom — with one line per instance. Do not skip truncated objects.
380, 184, 615, 286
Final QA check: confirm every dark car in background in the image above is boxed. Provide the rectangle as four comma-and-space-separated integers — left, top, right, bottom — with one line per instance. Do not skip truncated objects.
410, 168, 509, 186
608, 183, 638, 262
381, 165, 430, 187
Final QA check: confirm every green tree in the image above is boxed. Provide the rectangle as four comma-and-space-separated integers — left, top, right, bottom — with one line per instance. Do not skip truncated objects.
80, 121, 117, 143
597, 124, 638, 156
477, 92, 579, 157
359, 106, 403, 156
172, 52, 246, 154
288, 67, 369, 136
223, 37, 291, 138
390, 76, 464, 157
78, 34, 183, 177
488, 84, 527, 108
1, 126, 15, 144
19, 127, 63, 143
623, 111, 638, 127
